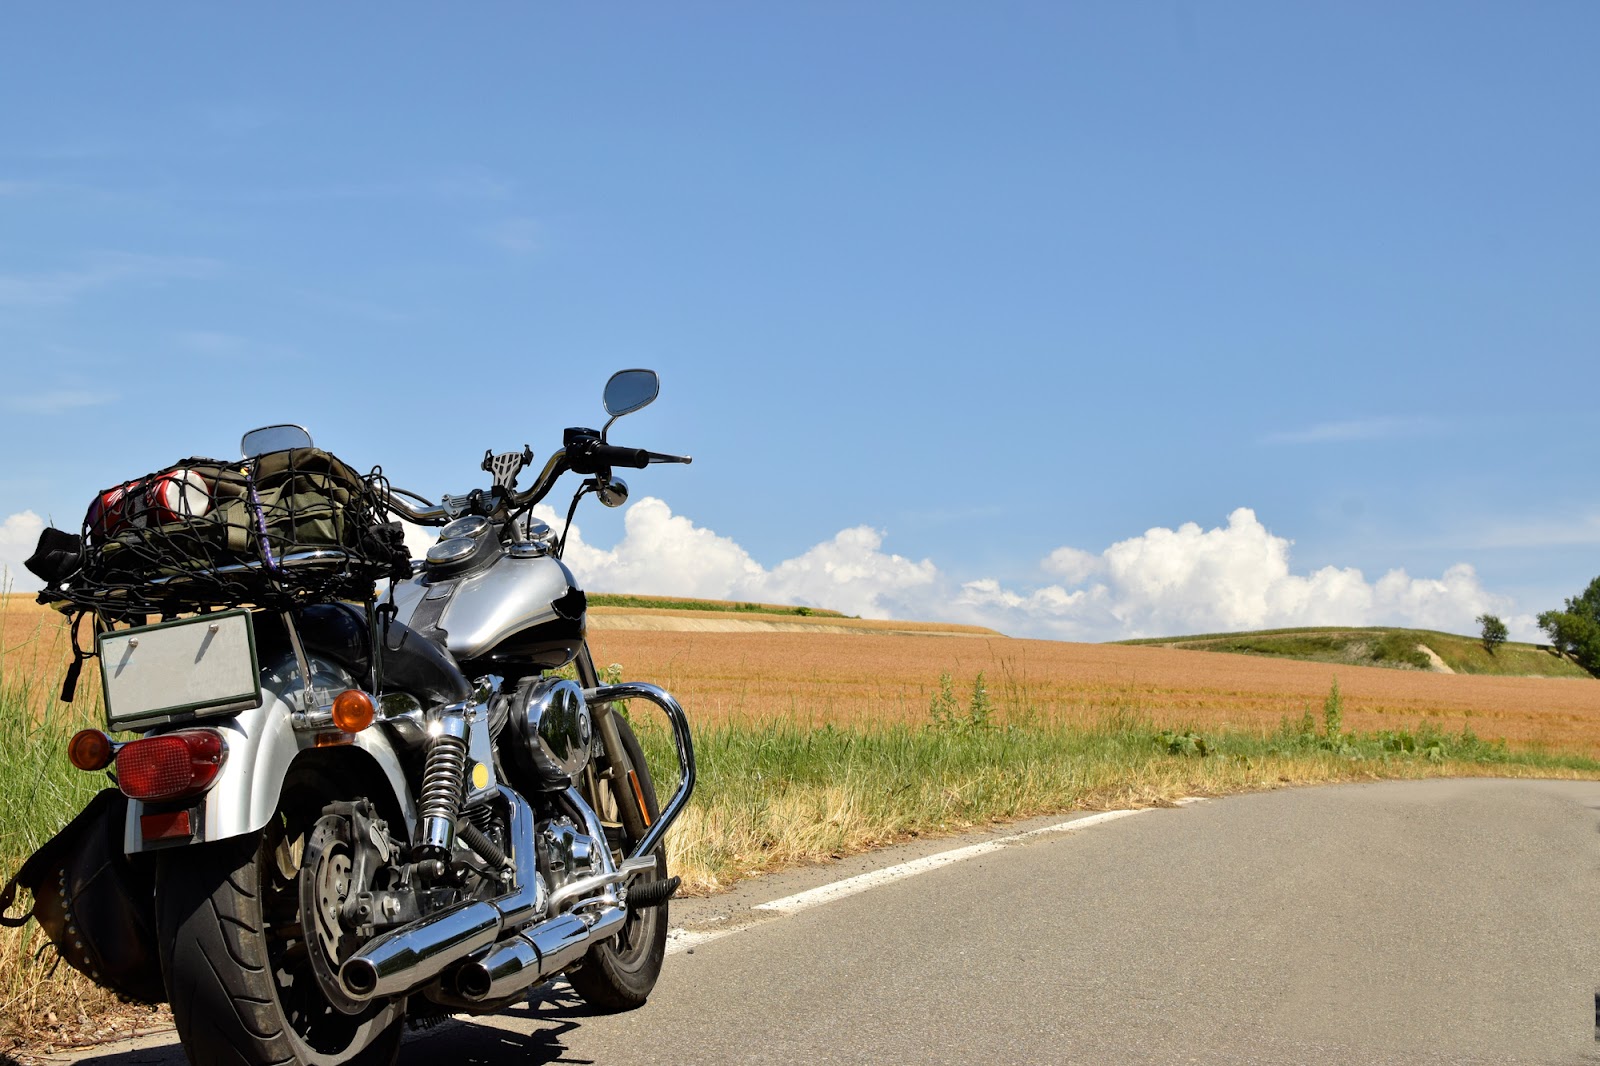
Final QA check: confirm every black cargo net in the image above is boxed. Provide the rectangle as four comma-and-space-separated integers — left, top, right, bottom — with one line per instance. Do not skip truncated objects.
60, 448, 409, 619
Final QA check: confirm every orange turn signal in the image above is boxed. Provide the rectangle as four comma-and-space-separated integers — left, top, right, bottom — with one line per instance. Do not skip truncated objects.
331, 689, 376, 734
68, 729, 116, 771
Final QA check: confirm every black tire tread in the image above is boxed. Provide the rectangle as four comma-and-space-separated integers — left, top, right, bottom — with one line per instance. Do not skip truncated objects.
157, 829, 401, 1066
566, 716, 670, 1012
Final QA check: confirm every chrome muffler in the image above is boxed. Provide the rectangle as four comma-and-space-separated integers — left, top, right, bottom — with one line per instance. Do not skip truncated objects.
340, 786, 545, 1002
451, 905, 628, 1003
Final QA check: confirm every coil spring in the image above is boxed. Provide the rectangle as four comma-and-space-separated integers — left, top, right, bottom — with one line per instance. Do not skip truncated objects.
419, 730, 468, 828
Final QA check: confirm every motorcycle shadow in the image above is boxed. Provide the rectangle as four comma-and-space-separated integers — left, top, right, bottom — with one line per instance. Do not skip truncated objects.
396, 982, 606, 1066
53, 984, 608, 1066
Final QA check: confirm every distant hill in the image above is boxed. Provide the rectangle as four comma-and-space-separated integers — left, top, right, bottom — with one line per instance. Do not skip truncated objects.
585, 594, 1002, 637
1116, 626, 1591, 679
586, 593, 850, 618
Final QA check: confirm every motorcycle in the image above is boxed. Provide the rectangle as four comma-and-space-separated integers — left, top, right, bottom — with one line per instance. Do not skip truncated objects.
2, 369, 695, 1066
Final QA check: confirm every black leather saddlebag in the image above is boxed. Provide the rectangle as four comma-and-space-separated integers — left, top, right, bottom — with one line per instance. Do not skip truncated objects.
0, 789, 164, 1003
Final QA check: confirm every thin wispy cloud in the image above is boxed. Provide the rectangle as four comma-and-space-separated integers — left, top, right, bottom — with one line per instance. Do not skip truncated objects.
1457, 515, 1600, 551
0, 252, 220, 306
208, 169, 515, 206
1261, 415, 1443, 446
287, 288, 414, 325
4, 390, 117, 415
200, 102, 281, 136
0, 141, 121, 162
174, 329, 302, 363
481, 217, 540, 254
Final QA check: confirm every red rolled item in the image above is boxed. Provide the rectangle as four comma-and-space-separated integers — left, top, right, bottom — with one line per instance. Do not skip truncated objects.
143, 468, 211, 524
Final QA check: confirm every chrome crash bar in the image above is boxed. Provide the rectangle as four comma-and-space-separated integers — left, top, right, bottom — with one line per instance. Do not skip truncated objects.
583, 681, 696, 863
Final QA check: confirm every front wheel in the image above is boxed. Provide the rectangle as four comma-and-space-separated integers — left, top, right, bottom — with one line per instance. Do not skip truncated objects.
566, 714, 669, 1011
156, 820, 405, 1066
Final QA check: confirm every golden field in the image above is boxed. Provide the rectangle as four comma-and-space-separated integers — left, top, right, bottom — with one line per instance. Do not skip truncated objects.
588, 626, 1600, 754
7, 594, 1600, 752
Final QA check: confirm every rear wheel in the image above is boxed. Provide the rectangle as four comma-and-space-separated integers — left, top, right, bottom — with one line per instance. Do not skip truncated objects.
156, 810, 404, 1066
566, 715, 669, 1011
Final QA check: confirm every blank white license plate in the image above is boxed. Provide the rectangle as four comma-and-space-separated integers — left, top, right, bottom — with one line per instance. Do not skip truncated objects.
98, 610, 262, 729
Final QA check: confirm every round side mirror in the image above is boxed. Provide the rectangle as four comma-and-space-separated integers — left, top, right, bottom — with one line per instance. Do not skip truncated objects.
602, 369, 660, 418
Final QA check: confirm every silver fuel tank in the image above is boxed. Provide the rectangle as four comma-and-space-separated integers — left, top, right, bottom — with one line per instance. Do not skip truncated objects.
387, 543, 586, 672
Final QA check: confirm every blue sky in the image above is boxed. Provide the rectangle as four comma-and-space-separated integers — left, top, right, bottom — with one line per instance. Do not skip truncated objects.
2, 4, 1596, 641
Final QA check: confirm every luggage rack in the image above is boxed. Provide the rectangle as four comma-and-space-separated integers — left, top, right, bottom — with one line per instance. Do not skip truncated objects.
61, 548, 379, 618
57, 446, 409, 619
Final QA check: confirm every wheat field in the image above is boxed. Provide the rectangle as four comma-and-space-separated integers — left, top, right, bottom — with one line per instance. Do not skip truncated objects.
587, 627, 1600, 753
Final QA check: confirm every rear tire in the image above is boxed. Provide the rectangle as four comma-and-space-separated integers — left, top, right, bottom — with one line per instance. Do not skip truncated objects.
157, 822, 405, 1066
566, 715, 669, 1011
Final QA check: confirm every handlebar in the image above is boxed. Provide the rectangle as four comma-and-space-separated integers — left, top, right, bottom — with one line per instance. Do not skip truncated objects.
379, 438, 690, 527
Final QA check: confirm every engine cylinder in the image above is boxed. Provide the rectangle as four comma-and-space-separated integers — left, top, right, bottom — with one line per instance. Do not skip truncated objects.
504, 677, 592, 790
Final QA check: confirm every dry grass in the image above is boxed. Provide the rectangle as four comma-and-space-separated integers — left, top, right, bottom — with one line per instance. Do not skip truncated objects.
0, 596, 154, 1056
0, 596, 83, 722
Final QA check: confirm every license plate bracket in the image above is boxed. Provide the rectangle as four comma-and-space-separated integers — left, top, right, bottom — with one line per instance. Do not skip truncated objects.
98, 610, 261, 730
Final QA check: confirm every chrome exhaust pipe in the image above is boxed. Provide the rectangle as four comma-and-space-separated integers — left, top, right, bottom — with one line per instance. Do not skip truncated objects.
340, 786, 546, 1002
340, 900, 503, 1001
453, 906, 628, 1003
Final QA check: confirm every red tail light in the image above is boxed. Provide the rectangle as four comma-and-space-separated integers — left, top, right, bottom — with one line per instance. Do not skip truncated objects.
115, 729, 227, 802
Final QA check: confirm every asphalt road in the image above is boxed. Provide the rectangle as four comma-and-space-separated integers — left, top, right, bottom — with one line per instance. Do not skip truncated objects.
46, 779, 1600, 1066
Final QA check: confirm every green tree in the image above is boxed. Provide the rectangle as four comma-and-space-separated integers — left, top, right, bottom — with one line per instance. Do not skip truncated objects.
1538, 576, 1600, 677
1476, 613, 1509, 655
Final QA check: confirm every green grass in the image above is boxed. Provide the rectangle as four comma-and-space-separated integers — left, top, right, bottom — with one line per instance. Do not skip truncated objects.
1117, 626, 1589, 678
0, 690, 105, 864
587, 593, 847, 618
626, 678, 1600, 892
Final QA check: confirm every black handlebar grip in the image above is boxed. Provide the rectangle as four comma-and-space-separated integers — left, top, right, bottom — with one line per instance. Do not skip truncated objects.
587, 443, 652, 469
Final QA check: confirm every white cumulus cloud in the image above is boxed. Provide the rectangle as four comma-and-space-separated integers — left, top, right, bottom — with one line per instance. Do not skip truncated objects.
541, 498, 937, 619
0, 511, 46, 592
544, 500, 1516, 643
956, 508, 1511, 641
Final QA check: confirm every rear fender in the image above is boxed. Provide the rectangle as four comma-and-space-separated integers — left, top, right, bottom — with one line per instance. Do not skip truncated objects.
123, 654, 417, 854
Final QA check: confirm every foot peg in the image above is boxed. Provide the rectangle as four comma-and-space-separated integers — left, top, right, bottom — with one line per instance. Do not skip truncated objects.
629, 875, 680, 909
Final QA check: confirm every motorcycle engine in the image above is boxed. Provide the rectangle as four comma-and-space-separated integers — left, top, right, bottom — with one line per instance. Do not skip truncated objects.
544, 817, 601, 887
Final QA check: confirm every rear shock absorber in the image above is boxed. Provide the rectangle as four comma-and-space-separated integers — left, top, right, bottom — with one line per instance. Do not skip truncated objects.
416, 710, 469, 860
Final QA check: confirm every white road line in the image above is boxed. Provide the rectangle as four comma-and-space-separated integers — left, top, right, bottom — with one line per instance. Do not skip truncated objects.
750, 808, 1148, 915
666, 926, 740, 956
665, 802, 1201, 955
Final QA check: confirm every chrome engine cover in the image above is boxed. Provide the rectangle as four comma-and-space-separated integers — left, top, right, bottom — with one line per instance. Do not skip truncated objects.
504, 677, 592, 790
